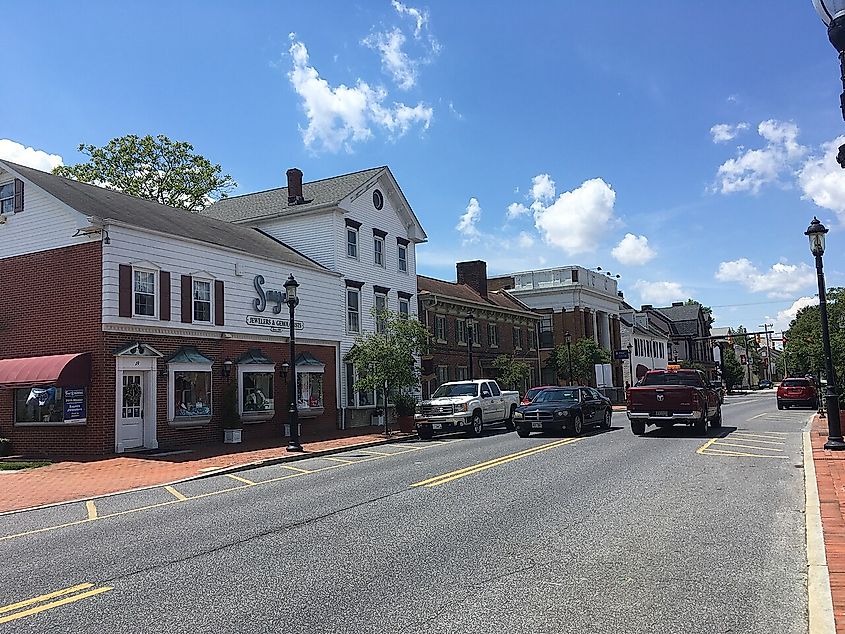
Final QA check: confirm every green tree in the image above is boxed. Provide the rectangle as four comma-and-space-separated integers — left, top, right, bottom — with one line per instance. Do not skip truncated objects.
344, 310, 430, 434
686, 298, 714, 327
550, 338, 611, 385
721, 346, 745, 392
784, 288, 845, 395
53, 134, 236, 211
492, 354, 531, 392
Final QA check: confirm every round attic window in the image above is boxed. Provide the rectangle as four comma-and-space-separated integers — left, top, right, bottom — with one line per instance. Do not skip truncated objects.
373, 189, 384, 210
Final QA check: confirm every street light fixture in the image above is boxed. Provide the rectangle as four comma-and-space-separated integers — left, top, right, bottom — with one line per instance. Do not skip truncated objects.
813, 0, 845, 167
627, 342, 633, 388
564, 331, 574, 385
466, 312, 475, 380
805, 217, 845, 450
284, 274, 303, 452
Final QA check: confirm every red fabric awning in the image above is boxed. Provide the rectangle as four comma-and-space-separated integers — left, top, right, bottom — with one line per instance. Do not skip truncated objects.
0, 353, 91, 388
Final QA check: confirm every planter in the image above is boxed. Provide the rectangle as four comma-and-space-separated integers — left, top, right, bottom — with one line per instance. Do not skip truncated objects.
223, 428, 242, 444
397, 415, 414, 433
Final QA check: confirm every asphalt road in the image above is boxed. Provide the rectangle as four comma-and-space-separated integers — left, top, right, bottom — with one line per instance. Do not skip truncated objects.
0, 391, 813, 633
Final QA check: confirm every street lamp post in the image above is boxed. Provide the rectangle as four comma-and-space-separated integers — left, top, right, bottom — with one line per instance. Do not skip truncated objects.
627, 342, 633, 388
813, 0, 845, 167
806, 217, 845, 450
284, 274, 303, 452
565, 331, 574, 385
466, 313, 475, 380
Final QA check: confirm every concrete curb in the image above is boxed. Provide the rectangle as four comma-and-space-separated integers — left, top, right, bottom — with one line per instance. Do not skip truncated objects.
0, 433, 420, 518
804, 429, 836, 634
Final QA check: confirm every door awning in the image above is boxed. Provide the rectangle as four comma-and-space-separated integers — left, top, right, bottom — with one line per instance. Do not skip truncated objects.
0, 353, 91, 388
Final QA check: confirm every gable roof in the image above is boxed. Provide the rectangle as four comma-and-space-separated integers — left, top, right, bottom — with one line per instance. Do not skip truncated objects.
0, 160, 330, 272
417, 275, 540, 318
654, 304, 703, 323
200, 166, 384, 222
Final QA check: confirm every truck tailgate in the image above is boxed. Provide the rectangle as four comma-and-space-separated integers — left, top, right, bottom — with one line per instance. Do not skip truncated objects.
628, 386, 698, 413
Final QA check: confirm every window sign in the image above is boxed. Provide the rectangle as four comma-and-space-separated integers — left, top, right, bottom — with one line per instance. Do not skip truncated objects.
63, 388, 87, 422
15, 386, 87, 425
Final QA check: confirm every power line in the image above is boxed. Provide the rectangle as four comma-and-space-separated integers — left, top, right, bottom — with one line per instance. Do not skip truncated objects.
708, 297, 817, 309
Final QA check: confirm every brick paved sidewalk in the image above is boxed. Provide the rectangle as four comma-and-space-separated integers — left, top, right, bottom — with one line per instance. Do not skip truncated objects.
811, 413, 845, 632
0, 426, 414, 514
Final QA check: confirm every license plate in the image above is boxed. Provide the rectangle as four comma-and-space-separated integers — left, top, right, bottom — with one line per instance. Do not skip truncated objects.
532, 422, 543, 429
655, 411, 669, 417
432, 423, 442, 430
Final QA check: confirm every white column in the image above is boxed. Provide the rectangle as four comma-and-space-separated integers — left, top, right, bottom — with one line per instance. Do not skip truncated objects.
591, 311, 599, 344
600, 312, 611, 351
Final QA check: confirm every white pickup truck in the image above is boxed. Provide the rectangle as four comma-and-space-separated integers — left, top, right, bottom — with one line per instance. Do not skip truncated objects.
414, 379, 521, 439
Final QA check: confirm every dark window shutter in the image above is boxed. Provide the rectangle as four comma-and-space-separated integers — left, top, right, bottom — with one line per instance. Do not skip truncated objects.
118, 264, 132, 317
214, 280, 225, 326
13, 179, 23, 213
181, 275, 193, 323
159, 271, 171, 321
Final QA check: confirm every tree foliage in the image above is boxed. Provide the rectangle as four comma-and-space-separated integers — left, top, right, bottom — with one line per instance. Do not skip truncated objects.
784, 288, 845, 388
344, 311, 430, 413
686, 298, 714, 327
492, 354, 531, 392
721, 345, 745, 392
53, 134, 236, 211
550, 338, 611, 384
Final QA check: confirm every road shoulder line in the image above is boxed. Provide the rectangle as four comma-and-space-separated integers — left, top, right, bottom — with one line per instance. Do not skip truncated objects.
804, 430, 836, 634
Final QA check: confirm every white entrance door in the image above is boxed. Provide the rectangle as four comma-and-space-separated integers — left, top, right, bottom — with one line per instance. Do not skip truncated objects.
120, 372, 145, 450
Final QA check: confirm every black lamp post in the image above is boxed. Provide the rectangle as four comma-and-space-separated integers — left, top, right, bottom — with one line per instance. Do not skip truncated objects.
627, 342, 633, 387
564, 331, 574, 385
284, 274, 303, 452
466, 312, 475, 380
813, 0, 845, 167
805, 217, 845, 449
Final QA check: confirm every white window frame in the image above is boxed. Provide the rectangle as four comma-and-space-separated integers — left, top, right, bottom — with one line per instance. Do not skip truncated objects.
347, 227, 359, 259
374, 235, 385, 268
0, 182, 14, 215
192, 278, 214, 324
237, 363, 276, 422
398, 244, 408, 273
132, 267, 158, 319
398, 297, 410, 318
168, 360, 213, 427
347, 287, 361, 333
374, 292, 388, 333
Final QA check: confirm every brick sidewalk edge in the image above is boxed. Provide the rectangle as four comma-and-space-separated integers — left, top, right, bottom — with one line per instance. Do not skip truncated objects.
0, 432, 422, 518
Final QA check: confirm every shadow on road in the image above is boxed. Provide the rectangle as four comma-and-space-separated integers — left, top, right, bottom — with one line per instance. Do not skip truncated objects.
636, 425, 738, 439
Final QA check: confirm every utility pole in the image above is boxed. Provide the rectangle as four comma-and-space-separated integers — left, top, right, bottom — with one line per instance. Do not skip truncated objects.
759, 323, 773, 381
744, 334, 752, 388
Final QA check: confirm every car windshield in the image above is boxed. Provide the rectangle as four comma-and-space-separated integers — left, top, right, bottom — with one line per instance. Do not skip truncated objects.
782, 379, 810, 387
525, 388, 543, 401
641, 373, 703, 387
432, 383, 478, 398
534, 389, 578, 403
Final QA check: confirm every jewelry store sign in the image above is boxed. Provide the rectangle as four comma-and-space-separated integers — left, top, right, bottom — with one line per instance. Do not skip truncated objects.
246, 315, 303, 332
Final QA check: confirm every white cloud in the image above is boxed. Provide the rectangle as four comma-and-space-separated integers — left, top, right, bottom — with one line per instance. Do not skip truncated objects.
798, 135, 845, 222
533, 178, 617, 255
392, 0, 428, 39
516, 231, 535, 248
715, 258, 816, 297
287, 34, 432, 152
769, 296, 819, 333
362, 28, 417, 90
506, 202, 529, 220
714, 119, 806, 194
611, 233, 656, 266
633, 280, 689, 305
710, 122, 748, 143
0, 139, 63, 172
456, 197, 482, 242
530, 173, 556, 202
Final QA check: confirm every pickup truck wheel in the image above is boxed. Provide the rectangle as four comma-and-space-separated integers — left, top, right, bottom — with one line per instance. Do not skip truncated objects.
601, 409, 612, 430
505, 406, 517, 431
710, 405, 722, 429
694, 408, 708, 436
631, 420, 646, 436
468, 412, 483, 437
417, 426, 433, 440
569, 414, 583, 437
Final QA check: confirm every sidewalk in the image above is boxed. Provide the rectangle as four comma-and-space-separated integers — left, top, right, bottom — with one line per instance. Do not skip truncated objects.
0, 426, 414, 514
810, 414, 845, 631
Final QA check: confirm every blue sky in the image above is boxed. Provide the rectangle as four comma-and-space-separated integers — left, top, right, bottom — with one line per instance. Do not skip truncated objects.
4, 1, 845, 334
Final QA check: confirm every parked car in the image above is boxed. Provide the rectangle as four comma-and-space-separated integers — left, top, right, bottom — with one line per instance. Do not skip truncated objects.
626, 369, 722, 436
521, 385, 556, 405
414, 379, 520, 439
758, 380, 773, 389
777, 377, 818, 410
513, 386, 612, 438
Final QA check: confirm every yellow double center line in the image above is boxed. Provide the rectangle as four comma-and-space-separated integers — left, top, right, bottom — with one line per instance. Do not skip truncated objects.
412, 437, 584, 488
0, 582, 113, 624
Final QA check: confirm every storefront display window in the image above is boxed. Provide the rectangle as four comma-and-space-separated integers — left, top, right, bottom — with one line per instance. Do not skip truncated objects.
243, 372, 274, 413
297, 372, 323, 409
174, 372, 211, 418
15, 386, 87, 425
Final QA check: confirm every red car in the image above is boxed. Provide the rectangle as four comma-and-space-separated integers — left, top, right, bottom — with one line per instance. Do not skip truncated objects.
521, 386, 556, 406
777, 378, 818, 410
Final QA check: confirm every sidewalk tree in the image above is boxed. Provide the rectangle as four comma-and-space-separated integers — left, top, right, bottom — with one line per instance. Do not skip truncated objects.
784, 288, 845, 392
721, 346, 745, 392
492, 354, 531, 393
53, 134, 236, 211
686, 298, 714, 327
550, 338, 611, 384
344, 310, 430, 434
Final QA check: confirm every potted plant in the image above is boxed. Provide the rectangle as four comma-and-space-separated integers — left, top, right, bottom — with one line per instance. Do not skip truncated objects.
393, 393, 417, 434
221, 381, 242, 444
0, 438, 11, 457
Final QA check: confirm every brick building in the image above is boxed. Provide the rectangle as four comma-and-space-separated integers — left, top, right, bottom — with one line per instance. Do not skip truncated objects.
417, 261, 541, 398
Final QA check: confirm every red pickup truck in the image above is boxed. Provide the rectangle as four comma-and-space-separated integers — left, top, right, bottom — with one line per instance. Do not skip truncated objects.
626, 369, 722, 436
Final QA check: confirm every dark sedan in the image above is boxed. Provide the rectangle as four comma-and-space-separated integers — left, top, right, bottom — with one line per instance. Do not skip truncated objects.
513, 386, 612, 438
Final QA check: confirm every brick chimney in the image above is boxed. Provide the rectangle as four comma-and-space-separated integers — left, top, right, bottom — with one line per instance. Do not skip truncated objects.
456, 260, 488, 299
286, 168, 304, 204
672, 301, 684, 307
641, 304, 653, 310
